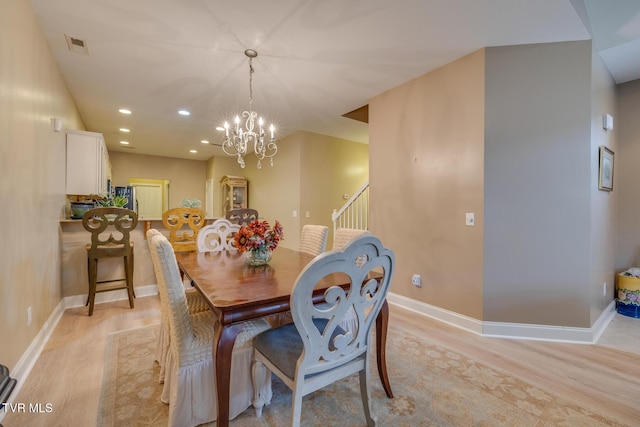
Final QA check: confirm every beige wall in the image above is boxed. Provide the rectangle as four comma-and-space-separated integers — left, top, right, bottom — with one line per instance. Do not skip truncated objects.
370, 41, 618, 328
206, 155, 244, 218
369, 50, 486, 320
109, 151, 207, 211
233, 131, 368, 251
0, 0, 85, 369
299, 132, 369, 247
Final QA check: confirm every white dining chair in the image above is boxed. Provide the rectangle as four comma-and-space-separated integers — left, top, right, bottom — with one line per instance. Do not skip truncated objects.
148, 229, 210, 383
253, 234, 395, 426
197, 218, 240, 252
148, 231, 272, 426
331, 227, 370, 251
329, 228, 371, 332
299, 224, 329, 256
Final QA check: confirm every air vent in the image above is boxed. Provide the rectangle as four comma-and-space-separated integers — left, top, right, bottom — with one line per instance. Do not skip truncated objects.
64, 34, 89, 55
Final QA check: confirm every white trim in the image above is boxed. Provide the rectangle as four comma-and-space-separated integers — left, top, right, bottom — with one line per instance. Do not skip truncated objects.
0, 299, 65, 422
387, 292, 617, 343
387, 292, 483, 334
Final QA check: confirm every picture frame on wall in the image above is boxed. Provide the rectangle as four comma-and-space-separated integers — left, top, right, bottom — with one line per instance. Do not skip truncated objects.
598, 146, 614, 191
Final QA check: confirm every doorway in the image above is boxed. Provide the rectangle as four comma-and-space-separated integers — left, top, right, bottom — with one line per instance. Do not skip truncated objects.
129, 178, 170, 219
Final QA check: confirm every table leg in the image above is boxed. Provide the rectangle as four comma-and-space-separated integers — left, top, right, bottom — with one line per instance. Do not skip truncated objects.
213, 321, 244, 427
376, 299, 393, 398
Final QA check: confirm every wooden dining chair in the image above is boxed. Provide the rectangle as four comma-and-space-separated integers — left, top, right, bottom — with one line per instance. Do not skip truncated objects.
253, 234, 395, 426
197, 218, 240, 252
147, 231, 272, 426
162, 207, 206, 253
81, 207, 138, 316
299, 225, 329, 257
225, 208, 258, 226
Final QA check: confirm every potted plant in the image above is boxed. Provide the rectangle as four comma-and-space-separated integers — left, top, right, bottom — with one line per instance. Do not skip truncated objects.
97, 193, 128, 208
181, 198, 201, 209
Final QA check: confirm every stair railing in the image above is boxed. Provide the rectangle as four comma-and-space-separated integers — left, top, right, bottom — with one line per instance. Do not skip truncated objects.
332, 181, 369, 236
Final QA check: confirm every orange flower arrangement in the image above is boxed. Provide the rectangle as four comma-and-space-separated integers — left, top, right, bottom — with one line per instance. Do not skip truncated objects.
234, 220, 284, 254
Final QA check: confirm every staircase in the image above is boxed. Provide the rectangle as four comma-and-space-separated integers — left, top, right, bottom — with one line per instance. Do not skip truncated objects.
332, 181, 369, 236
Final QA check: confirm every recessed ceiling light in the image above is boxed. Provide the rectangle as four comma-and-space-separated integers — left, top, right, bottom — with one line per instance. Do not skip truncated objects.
119, 109, 132, 115
201, 140, 210, 144
119, 128, 130, 133
120, 141, 130, 145
190, 149, 197, 153
178, 110, 191, 116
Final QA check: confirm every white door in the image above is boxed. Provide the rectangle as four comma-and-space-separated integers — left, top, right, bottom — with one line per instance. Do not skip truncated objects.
135, 184, 163, 219
205, 179, 213, 218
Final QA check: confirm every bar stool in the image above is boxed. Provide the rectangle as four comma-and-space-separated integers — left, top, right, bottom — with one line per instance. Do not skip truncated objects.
82, 207, 138, 316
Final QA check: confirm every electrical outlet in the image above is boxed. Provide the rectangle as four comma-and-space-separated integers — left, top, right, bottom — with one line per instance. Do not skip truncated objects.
27, 306, 32, 326
465, 212, 475, 226
411, 274, 421, 287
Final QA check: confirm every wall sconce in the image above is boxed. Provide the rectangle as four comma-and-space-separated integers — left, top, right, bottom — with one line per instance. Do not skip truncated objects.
603, 114, 613, 131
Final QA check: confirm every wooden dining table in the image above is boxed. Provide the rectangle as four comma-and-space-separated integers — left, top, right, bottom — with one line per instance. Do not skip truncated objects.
176, 247, 393, 427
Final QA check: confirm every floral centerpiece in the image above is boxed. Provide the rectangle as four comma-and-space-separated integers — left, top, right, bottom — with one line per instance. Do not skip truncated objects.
234, 220, 284, 266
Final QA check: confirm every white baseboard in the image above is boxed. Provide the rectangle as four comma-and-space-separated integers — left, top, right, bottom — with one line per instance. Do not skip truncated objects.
387, 292, 484, 334
387, 292, 617, 343
0, 285, 159, 422
1, 299, 66, 422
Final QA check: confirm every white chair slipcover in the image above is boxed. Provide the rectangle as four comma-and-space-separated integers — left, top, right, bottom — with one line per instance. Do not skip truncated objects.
148, 228, 209, 383
148, 231, 271, 426
299, 224, 329, 257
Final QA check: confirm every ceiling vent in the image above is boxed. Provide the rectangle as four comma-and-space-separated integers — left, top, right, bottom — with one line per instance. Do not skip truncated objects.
64, 34, 89, 55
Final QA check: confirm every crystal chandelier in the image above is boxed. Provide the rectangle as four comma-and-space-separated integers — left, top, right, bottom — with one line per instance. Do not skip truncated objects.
221, 49, 277, 169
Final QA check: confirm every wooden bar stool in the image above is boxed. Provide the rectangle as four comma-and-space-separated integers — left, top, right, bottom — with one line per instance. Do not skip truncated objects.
82, 207, 138, 316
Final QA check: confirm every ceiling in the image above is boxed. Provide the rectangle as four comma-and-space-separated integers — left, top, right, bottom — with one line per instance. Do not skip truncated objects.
30, 0, 640, 161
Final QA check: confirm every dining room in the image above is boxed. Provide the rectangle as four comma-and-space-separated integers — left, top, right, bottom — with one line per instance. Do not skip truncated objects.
3, 0, 640, 426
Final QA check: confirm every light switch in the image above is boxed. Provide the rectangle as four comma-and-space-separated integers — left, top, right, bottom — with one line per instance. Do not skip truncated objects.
292, 210, 297, 218
465, 212, 475, 226
305, 211, 310, 218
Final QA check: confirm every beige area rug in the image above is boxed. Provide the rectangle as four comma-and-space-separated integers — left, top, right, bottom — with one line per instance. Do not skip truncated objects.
98, 324, 625, 427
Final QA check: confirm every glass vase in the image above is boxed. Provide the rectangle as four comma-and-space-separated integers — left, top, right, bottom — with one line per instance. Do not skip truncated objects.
245, 246, 272, 266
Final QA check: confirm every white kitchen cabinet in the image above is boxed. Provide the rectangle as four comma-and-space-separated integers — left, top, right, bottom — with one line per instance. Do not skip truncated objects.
65, 130, 111, 195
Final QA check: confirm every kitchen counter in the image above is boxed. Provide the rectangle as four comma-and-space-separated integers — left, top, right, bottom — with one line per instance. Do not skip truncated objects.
59, 217, 218, 298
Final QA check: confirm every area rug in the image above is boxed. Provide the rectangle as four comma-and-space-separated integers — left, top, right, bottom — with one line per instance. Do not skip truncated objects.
98, 324, 625, 427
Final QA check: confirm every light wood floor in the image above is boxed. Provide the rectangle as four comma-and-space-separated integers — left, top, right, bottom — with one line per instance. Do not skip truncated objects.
3, 296, 639, 426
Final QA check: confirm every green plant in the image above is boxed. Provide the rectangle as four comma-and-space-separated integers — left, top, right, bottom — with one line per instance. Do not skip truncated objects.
181, 198, 201, 208
97, 193, 128, 208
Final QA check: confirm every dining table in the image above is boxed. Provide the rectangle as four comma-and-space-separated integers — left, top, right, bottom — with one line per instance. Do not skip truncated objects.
176, 247, 393, 427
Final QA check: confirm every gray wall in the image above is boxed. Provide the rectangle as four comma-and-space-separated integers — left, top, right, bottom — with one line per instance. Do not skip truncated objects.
616, 80, 640, 271
483, 41, 594, 327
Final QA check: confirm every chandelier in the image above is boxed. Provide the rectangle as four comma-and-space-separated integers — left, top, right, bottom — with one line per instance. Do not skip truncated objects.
221, 49, 277, 169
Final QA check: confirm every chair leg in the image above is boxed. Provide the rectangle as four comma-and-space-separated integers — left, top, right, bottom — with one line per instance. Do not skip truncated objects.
359, 359, 376, 427
131, 249, 136, 298
251, 359, 272, 416
291, 377, 305, 427
87, 258, 98, 316
124, 255, 135, 309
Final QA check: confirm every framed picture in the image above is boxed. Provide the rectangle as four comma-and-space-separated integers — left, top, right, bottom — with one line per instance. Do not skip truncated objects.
598, 146, 614, 191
